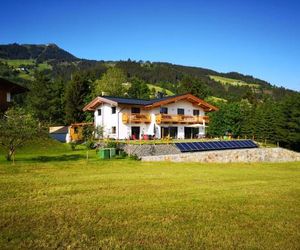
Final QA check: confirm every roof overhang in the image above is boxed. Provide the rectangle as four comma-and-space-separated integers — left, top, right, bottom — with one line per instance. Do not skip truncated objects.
83, 93, 219, 112
145, 93, 218, 112
0, 78, 29, 94
83, 97, 118, 111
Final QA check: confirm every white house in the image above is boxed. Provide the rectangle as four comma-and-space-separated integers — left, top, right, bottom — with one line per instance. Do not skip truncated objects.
83, 93, 218, 140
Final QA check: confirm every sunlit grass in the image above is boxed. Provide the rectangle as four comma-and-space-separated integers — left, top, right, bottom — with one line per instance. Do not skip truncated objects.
209, 75, 260, 88
0, 138, 299, 248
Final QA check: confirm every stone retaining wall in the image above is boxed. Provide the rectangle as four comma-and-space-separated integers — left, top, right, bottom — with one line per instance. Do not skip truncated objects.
141, 148, 300, 163
120, 144, 180, 157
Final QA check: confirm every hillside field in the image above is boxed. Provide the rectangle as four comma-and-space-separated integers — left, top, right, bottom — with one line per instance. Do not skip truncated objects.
0, 59, 51, 70
0, 139, 299, 249
146, 83, 175, 96
0, 59, 52, 80
209, 75, 260, 88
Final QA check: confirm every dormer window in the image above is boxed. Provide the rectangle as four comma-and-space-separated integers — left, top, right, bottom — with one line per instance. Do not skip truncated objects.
131, 107, 140, 114
160, 107, 168, 114
177, 108, 184, 115
193, 110, 200, 116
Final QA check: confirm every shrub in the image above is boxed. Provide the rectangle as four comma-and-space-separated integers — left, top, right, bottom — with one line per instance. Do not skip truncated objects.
129, 154, 140, 161
85, 140, 95, 149
106, 140, 118, 148
70, 141, 77, 151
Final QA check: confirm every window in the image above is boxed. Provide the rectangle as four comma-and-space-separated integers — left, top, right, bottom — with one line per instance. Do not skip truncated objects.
131, 107, 140, 114
6, 92, 11, 102
112, 106, 116, 114
160, 107, 168, 114
193, 109, 200, 116
74, 127, 78, 134
177, 108, 184, 115
112, 126, 116, 134
97, 109, 101, 116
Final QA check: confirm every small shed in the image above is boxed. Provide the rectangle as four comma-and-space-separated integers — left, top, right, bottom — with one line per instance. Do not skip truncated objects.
49, 126, 69, 142
69, 122, 94, 142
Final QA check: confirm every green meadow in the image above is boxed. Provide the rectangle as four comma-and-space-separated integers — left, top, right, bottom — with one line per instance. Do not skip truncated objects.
0, 139, 299, 249
146, 83, 175, 96
0, 59, 52, 81
209, 75, 260, 88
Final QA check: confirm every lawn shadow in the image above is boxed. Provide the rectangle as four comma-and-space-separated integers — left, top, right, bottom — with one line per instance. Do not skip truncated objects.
30, 154, 85, 162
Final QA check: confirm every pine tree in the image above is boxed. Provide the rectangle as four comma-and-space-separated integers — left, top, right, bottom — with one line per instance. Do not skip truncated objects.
26, 72, 65, 124
278, 94, 300, 150
65, 73, 91, 124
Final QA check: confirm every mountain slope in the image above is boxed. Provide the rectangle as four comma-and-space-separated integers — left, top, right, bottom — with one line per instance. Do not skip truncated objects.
0, 43, 297, 101
0, 43, 77, 62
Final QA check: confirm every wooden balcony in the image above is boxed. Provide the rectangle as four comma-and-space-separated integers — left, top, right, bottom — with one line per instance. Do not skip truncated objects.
156, 114, 209, 124
122, 113, 151, 124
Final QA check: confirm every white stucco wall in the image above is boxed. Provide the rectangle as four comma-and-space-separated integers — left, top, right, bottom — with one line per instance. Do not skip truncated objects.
94, 103, 119, 139
93, 100, 206, 139
159, 100, 204, 116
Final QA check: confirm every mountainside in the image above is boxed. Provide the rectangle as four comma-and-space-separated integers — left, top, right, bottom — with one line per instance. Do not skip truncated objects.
1, 44, 298, 152
0, 43, 77, 62
0, 43, 297, 101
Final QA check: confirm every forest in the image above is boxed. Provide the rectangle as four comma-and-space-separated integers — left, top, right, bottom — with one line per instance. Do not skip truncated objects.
1, 43, 299, 151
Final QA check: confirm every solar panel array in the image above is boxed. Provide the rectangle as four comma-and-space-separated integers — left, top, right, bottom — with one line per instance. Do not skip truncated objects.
175, 140, 257, 153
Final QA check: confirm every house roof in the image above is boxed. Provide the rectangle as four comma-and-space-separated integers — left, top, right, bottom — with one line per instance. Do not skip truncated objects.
83, 93, 218, 112
0, 78, 29, 94
49, 126, 69, 134
100, 96, 153, 106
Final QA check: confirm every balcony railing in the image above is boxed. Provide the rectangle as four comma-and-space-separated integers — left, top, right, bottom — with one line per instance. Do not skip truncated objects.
122, 113, 151, 124
156, 114, 209, 124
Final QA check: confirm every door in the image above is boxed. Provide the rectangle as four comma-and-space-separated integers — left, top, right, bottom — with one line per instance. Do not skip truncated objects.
169, 127, 178, 139
184, 127, 199, 139
131, 126, 140, 139
184, 127, 192, 139
161, 127, 168, 138
161, 127, 178, 139
192, 127, 199, 138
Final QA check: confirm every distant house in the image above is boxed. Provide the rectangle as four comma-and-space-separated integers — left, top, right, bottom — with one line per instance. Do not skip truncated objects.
49, 123, 94, 143
83, 93, 218, 140
0, 78, 28, 112
49, 126, 69, 142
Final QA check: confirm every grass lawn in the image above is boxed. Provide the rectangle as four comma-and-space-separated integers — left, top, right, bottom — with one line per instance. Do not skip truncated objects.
0, 59, 36, 66
0, 139, 299, 249
146, 83, 175, 96
209, 75, 260, 88
0, 59, 52, 82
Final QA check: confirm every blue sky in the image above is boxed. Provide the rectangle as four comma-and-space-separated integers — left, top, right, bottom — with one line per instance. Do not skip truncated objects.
1, 0, 299, 91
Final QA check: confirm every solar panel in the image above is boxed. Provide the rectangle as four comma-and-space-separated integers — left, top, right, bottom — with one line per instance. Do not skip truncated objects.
183, 143, 194, 151
227, 141, 238, 149
176, 143, 187, 152
175, 140, 258, 153
180, 143, 190, 152
187, 142, 198, 151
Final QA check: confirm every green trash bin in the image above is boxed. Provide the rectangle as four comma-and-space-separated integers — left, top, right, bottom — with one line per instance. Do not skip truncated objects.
98, 148, 110, 159
109, 148, 116, 158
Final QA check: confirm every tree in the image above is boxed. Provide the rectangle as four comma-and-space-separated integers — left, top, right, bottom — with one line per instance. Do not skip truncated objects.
252, 100, 282, 142
65, 73, 91, 124
94, 67, 126, 96
26, 72, 65, 124
127, 77, 150, 99
0, 108, 40, 162
278, 94, 300, 151
178, 75, 211, 99
207, 102, 244, 137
